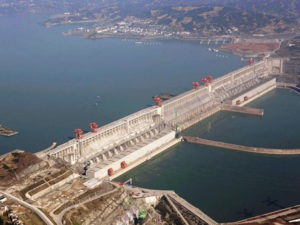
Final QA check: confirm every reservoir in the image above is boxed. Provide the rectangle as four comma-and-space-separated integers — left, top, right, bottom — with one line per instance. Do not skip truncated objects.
1, 14, 300, 223
0, 14, 243, 153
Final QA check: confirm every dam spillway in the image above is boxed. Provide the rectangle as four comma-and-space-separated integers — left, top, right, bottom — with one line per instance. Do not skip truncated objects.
38, 57, 283, 180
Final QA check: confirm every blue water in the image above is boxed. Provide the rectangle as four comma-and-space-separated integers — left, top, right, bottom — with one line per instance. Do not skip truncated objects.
185, 89, 300, 149
0, 14, 244, 153
3, 13, 299, 223
119, 89, 300, 222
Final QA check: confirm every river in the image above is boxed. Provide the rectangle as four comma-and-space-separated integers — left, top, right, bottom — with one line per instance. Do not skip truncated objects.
1, 13, 300, 223
0, 14, 243, 153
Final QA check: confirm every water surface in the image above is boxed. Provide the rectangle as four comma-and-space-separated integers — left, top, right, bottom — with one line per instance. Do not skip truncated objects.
0, 14, 243, 153
119, 89, 300, 222
2, 14, 298, 223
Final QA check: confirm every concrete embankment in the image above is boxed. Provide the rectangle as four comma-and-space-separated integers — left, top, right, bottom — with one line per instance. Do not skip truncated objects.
234, 78, 277, 107
35, 142, 57, 158
226, 204, 300, 225
124, 186, 219, 225
289, 86, 300, 94
110, 137, 181, 180
183, 136, 300, 155
179, 106, 221, 131
221, 105, 264, 116
276, 82, 300, 94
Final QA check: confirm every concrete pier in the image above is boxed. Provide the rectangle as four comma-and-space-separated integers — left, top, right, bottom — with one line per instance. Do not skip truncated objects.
221, 105, 264, 116
183, 136, 300, 155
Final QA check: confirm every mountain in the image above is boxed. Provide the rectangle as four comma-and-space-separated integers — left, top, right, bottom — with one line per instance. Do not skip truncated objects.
110, 0, 300, 35
3, 0, 300, 36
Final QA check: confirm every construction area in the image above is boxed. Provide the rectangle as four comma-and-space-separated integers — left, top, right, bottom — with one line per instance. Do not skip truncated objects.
221, 41, 280, 57
0, 198, 45, 225
0, 152, 218, 225
2, 151, 300, 225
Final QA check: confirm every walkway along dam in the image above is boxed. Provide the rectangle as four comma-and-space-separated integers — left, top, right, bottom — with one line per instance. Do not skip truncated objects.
37, 57, 286, 180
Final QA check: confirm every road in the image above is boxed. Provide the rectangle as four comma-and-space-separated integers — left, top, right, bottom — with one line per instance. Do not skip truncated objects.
52, 185, 120, 225
0, 191, 55, 225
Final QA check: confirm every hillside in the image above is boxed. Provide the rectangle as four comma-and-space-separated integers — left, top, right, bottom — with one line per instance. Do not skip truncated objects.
3, 0, 300, 37
148, 5, 293, 35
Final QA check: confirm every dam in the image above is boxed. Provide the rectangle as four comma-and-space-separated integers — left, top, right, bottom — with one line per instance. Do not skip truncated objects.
38, 57, 284, 180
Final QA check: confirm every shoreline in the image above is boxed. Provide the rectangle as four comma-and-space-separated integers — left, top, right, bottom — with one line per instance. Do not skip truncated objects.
62, 31, 286, 58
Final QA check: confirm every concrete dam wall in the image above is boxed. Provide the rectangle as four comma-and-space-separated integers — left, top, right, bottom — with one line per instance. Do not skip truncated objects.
38, 58, 283, 180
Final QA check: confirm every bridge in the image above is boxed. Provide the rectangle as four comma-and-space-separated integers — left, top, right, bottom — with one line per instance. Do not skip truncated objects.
37, 57, 284, 180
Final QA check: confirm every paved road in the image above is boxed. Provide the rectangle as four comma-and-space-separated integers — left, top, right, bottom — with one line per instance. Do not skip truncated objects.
0, 191, 55, 225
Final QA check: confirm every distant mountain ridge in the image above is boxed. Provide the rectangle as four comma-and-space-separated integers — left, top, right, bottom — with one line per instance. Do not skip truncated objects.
107, 0, 300, 35
2, 0, 300, 36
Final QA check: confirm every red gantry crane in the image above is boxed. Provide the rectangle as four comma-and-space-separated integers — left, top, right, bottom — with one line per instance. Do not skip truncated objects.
153, 96, 163, 106
247, 58, 255, 65
201, 75, 213, 86
74, 128, 83, 139
89, 122, 98, 133
192, 81, 200, 89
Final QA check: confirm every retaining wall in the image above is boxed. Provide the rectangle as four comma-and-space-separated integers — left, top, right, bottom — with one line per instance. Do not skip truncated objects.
231, 78, 276, 106
92, 131, 176, 179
